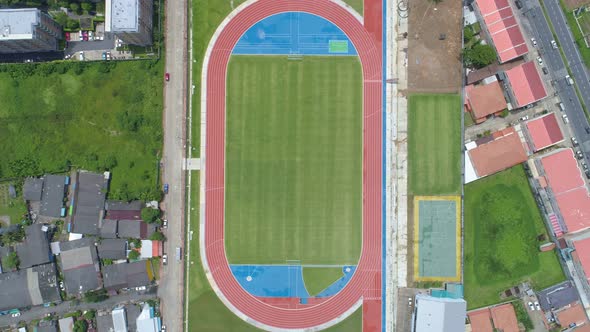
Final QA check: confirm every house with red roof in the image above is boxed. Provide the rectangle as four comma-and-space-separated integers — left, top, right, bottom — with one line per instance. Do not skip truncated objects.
505, 61, 547, 108
540, 149, 590, 234
473, 0, 528, 63
465, 80, 508, 124
525, 113, 564, 152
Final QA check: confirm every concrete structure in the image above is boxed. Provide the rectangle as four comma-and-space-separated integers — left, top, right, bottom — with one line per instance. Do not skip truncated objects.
0, 9, 61, 54
504, 61, 548, 108
105, 0, 153, 46
473, 0, 528, 63
0, 263, 60, 311
136, 303, 160, 332
412, 294, 466, 332
525, 113, 564, 152
58, 317, 74, 332
464, 80, 507, 124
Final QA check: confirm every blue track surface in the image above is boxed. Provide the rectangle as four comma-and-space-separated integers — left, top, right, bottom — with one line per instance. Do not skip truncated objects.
230, 265, 357, 298
232, 12, 357, 55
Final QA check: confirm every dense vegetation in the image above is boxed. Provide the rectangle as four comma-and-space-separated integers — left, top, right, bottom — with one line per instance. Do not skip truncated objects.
0, 60, 163, 201
464, 166, 565, 308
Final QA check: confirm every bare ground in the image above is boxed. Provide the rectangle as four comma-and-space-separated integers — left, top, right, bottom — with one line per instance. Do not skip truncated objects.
406, 0, 463, 93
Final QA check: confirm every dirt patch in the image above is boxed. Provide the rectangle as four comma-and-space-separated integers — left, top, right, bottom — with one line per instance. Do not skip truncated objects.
563, 0, 590, 11
407, 0, 463, 93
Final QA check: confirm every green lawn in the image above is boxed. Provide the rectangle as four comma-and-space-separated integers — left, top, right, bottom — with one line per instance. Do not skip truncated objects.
225, 56, 362, 265
0, 61, 163, 200
303, 267, 344, 296
0, 183, 27, 225
464, 166, 565, 309
408, 94, 462, 195
343, 0, 363, 15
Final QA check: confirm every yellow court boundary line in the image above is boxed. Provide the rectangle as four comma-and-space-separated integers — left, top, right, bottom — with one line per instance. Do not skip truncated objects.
413, 196, 461, 282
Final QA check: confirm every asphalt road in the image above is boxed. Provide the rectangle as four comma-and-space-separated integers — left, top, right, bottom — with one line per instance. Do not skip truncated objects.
157, 0, 188, 330
524, 0, 590, 160
0, 291, 157, 328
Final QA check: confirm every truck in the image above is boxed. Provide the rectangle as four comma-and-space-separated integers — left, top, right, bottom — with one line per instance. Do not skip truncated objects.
175, 247, 182, 261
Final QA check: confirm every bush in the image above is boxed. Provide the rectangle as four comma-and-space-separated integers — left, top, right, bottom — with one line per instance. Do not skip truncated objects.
128, 250, 140, 261
463, 43, 497, 69
500, 109, 509, 118
149, 231, 165, 241
83, 289, 108, 303
83, 310, 96, 320
4, 252, 20, 269
141, 208, 160, 223
73, 319, 88, 332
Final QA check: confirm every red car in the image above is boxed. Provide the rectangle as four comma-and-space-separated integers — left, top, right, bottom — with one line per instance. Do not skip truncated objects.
165, 73, 170, 81
65, 32, 70, 41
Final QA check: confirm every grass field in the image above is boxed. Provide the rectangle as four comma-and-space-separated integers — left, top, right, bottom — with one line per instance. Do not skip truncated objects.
225, 56, 362, 265
343, 0, 363, 15
464, 166, 565, 309
187, 172, 362, 331
303, 267, 344, 296
0, 183, 26, 225
407, 94, 462, 196
0, 61, 163, 200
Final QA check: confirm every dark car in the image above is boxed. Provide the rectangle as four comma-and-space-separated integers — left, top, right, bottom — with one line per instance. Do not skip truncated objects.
542, 67, 549, 75
163, 183, 169, 194
515, 0, 523, 9
586, 127, 590, 134
586, 171, 590, 179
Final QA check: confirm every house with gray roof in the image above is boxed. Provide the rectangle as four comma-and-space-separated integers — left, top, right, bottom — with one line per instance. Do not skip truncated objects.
59, 238, 101, 295
100, 219, 118, 239
106, 200, 142, 211
71, 172, 108, 235
97, 311, 115, 332
538, 281, 580, 311
0, 263, 60, 311
102, 261, 151, 291
39, 175, 66, 218
16, 224, 52, 269
97, 239, 127, 260
117, 219, 155, 239
23, 177, 44, 201
412, 294, 466, 332
36, 320, 58, 332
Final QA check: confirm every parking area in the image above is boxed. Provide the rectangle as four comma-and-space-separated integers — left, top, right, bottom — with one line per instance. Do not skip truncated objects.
395, 288, 427, 332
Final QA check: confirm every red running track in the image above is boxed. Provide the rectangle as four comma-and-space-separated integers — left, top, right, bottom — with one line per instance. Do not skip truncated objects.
204, 0, 382, 329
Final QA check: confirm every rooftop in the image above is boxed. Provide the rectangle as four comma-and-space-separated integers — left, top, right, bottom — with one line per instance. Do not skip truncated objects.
59, 238, 101, 294
465, 81, 507, 121
39, 175, 66, 218
16, 223, 51, 269
96, 313, 114, 332
23, 177, 43, 201
537, 281, 579, 311
97, 238, 127, 260
556, 303, 589, 328
414, 294, 467, 332
490, 304, 519, 332
0, 8, 39, 41
474, 0, 528, 62
541, 149, 590, 233
467, 308, 493, 332
106, 0, 139, 32
526, 113, 564, 151
102, 261, 151, 291
468, 127, 528, 177
106, 200, 142, 211
505, 61, 548, 107
100, 219, 118, 239
0, 263, 60, 311
58, 317, 74, 332
71, 172, 108, 235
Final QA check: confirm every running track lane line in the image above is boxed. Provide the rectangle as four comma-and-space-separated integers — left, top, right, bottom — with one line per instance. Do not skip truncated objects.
202, 0, 383, 330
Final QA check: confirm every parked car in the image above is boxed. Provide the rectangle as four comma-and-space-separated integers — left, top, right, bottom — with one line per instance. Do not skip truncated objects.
165, 73, 170, 81
577, 150, 584, 160
11, 312, 20, 318
542, 67, 549, 75
531, 37, 537, 46
586, 126, 590, 134
572, 137, 579, 147
88, 31, 94, 40
528, 302, 535, 311
586, 170, 590, 179
515, 0, 523, 9
551, 40, 558, 49
163, 183, 169, 194
135, 286, 147, 291
537, 57, 543, 65
535, 302, 541, 311
408, 297, 413, 307
162, 254, 167, 265
566, 75, 574, 85
563, 113, 569, 124
582, 162, 588, 171
161, 325, 166, 332
162, 219, 168, 228
520, 115, 529, 121
65, 32, 70, 41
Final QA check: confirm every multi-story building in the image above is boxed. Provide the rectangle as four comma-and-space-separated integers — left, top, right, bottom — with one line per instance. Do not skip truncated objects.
106, 0, 153, 46
0, 8, 62, 54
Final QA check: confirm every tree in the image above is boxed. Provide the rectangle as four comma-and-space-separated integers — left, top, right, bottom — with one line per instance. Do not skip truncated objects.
83, 290, 107, 303
463, 26, 475, 43
463, 43, 497, 69
128, 250, 140, 261
149, 231, 165, 241
73, 319, 88, 332
52, 12, 69, 27
66, 19, 80, 30
96, 2, 105, 13
69, 3, 80, 14
141, 207, 160, 223
80, 2, 93, 13
4, 252, 19, 270
83, 310, 95, 320
131, 238, 142, 248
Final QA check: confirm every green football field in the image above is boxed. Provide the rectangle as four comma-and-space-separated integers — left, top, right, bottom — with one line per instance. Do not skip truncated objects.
225, 56, 362, 265
408, 94, 462, 195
